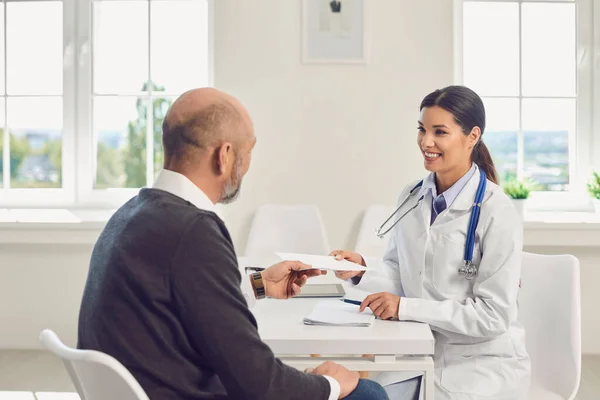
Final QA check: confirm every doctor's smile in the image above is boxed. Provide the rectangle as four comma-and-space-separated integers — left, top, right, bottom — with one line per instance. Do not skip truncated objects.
422, 151, 441, 161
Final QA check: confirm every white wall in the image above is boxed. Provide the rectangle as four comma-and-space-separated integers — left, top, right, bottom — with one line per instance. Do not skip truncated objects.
214, 0, 453, 251
0, 244, 93, 348
2, 0, 599, 356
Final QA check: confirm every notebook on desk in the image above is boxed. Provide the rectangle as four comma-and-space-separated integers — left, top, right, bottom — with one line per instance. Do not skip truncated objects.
303, 300, 375, 327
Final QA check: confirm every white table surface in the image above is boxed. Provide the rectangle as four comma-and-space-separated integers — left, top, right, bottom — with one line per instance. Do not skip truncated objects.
241, 257, 437, 399
251, 297, 435, 356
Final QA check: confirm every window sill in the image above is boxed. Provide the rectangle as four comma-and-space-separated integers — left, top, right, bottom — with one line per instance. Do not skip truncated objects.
523, 211, 600, 247
0, 209, 115, 245
1, 209, 600, 247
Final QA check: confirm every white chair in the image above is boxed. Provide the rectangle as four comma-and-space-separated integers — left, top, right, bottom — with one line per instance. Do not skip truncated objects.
519, 252, 581, 400
39, 329, 149, 400
354, 205, 394, 258
244, 204, 331, 259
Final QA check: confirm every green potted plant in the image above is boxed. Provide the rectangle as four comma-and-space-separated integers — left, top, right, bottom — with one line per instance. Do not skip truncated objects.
586, 171, 600, 212
503, 179, 531, 219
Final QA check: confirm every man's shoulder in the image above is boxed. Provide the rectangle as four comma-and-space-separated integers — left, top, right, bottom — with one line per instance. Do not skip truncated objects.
121, 188, 219, 222
105, 188, 227, 241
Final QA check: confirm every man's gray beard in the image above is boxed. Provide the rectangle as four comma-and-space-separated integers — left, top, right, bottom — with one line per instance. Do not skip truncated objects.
220, 183, 241, 204
220, 156, 243, 204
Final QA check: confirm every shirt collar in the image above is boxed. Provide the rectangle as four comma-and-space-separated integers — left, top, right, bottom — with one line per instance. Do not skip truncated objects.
419, 163, 477, 209
153, 169, 220, 215
421, 171, 438, 198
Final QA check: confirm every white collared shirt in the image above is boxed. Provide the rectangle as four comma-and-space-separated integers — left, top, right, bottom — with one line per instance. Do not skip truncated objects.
419, 163, 477, 224
152, 169, 340, 400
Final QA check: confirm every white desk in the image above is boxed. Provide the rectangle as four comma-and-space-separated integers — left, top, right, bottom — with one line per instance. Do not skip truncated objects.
251, 298, 436, 400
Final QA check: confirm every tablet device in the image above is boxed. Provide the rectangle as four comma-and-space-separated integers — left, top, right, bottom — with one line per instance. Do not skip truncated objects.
295, 284, 346, 298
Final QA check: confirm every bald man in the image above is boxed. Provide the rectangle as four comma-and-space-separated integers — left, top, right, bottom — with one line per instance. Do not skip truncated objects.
77, 88, 388, 400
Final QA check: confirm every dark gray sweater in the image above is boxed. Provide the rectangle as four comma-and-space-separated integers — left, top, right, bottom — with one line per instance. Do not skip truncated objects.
78, 188, 330, 400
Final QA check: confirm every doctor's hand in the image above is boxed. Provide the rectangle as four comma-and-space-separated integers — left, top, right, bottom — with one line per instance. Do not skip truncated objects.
305, 360, 359, 399
261, 261, 327, 299
360, 292, 400, 320
329, 250, 366, 281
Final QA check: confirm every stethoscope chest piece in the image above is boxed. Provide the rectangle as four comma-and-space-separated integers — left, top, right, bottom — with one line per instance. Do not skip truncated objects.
458, 260, 478, 280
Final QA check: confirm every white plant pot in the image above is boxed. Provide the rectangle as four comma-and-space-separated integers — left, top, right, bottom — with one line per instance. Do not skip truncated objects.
593, 199, 600, 214
512, 199, 526, 219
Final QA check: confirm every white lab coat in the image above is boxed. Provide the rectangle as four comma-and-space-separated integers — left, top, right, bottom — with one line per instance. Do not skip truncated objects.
355, 164, 531, 400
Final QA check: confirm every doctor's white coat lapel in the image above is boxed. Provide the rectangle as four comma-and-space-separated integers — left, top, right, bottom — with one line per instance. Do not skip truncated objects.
432, 164, 490, 227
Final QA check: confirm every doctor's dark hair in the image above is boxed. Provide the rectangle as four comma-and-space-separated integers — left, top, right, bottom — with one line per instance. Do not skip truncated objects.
420, 85, 498, 185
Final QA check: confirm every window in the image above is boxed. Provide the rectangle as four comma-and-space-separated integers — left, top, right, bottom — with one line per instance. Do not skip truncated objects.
457, 0, 591, 193
0, 0, 212, 207
0, 1, 64, 191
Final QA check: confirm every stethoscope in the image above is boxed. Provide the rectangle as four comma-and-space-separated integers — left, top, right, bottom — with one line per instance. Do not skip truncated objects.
374, 168, 487, 280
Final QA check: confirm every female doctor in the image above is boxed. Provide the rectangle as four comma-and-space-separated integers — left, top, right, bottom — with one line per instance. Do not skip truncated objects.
332, 86, 531, 400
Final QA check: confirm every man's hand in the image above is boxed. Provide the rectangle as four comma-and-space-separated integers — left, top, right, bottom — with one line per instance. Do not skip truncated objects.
329, 250, 366, 281
360, 292, 401, 320
260, 261, 326, 299
305, 361, 359, 399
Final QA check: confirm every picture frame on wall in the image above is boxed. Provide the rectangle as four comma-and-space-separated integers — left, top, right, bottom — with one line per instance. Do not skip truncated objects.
302, 0, 369, 64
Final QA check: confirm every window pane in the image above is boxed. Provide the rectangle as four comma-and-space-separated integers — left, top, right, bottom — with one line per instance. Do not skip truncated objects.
151, 1, 210, 93
522, 3, 576, 97
463, 2, 519, 96
152, 97, 174, 180
482, 98, 519, 183
7, 2, 63, 95
93, 1, 148, 94
7, 97, 62, 188
94, 97, 147, 189
522, 99, 575, 191
0, 99, 5, 187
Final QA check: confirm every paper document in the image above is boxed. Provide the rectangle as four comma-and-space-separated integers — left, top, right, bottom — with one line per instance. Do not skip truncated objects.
303, 300, 374, 327
275, 252, 367, 271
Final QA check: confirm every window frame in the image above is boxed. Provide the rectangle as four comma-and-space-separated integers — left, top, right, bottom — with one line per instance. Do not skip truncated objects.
0, 0, 76, 206
454, 0, 595, 211
0, 0, 214, 208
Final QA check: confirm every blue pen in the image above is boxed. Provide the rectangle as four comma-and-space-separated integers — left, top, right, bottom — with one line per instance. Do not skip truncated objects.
341, 298, 393, 320
340, 298, 362, 306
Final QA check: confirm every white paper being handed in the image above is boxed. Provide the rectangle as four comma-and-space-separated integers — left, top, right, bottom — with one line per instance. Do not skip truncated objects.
275, 252, 367, 271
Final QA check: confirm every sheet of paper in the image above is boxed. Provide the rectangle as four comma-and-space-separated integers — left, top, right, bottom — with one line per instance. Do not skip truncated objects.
303, 300, 374, 327
275, 252, 367, 271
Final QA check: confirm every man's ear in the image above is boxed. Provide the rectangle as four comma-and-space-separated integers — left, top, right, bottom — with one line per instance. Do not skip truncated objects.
215, 142, 234, 176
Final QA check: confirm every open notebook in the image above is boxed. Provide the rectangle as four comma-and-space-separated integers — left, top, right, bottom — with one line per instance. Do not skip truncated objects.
303, 300, 375, 327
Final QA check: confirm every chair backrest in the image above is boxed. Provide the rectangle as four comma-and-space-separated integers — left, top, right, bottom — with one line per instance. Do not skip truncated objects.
244, 204, 330, 259
518, 252, 581, 399
354, 205, 394, 258
39, 330, 150, 400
